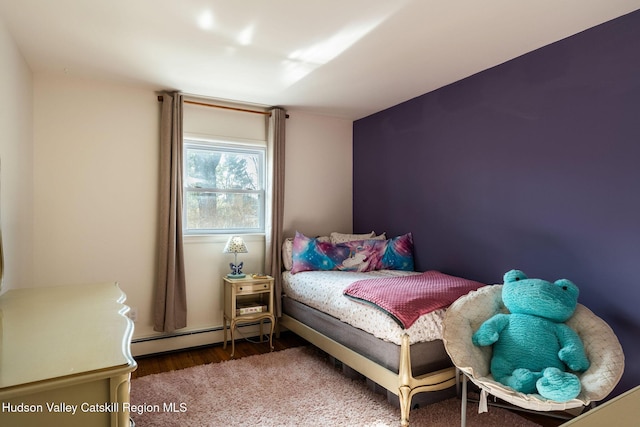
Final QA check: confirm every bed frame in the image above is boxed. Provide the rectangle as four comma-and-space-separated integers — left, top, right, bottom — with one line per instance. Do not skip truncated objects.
279, 304, 457, 426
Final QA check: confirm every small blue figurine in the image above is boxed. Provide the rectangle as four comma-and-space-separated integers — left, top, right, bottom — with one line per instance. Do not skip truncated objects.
230, 261, 244, 276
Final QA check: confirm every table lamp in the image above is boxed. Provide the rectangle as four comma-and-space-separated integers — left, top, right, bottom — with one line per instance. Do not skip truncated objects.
223, 236, 248, 278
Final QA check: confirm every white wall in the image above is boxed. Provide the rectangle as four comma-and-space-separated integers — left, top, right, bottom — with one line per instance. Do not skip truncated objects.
0, 17, 34, 293
31, 74, 353, 353
33, 75, 161, 345
283, 110, 353, 238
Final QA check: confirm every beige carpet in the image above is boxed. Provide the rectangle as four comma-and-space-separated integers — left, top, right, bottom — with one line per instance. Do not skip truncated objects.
131, 346, 540, 426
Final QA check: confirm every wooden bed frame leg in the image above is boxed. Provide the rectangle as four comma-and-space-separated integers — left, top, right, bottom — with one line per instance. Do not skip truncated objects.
399, 385, 412, 426
398, 334, 413, 426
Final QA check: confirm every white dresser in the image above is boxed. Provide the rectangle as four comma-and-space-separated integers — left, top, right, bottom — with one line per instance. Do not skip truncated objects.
561, 385, 639, 427
0, 283, 137, 426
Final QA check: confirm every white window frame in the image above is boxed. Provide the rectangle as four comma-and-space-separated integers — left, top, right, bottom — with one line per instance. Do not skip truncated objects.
183, 137, 266, 235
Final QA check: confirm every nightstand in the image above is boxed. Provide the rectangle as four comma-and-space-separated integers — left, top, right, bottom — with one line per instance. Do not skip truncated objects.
223, 275, 275, 357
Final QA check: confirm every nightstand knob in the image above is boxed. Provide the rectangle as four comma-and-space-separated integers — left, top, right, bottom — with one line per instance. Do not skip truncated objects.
239, 287, 243, 291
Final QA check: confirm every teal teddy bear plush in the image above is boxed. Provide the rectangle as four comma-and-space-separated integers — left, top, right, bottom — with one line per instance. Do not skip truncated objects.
472, 269, 590, 401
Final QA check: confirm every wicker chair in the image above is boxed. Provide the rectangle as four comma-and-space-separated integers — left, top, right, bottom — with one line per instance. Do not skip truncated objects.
442, 285, 625, 426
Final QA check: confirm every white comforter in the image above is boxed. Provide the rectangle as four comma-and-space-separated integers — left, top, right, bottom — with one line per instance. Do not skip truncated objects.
282, 270, 445, 345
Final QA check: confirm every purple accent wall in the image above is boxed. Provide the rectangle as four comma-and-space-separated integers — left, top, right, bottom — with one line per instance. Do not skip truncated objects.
354, 10, 640, 396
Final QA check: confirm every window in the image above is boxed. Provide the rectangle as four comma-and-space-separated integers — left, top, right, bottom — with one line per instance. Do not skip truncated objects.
183, 139, 265, 234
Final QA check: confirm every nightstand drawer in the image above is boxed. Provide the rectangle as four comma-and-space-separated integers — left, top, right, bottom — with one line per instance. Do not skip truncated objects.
237, 282, 271, 293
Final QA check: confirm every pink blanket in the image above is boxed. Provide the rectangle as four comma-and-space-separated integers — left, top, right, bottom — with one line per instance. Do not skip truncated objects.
343, 270, 484, 329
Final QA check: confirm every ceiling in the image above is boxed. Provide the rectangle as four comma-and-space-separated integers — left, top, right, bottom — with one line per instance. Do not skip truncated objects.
1, 0, 639, 120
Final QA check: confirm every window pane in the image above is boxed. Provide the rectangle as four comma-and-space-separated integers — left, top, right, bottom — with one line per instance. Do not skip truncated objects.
185, 148, 220, 188
185, 148, 261, 190
185, 192, 261, 231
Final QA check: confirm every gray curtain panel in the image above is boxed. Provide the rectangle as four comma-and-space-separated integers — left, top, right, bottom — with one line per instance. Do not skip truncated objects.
265, 107, 286, 317
154, 91, 187, 332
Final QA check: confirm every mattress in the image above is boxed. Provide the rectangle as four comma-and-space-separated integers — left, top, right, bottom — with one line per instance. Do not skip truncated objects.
282, 296, 451, 375
282, 270, 446, 345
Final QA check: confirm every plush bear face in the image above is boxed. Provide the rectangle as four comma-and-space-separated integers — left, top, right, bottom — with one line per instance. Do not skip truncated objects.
502, 269, 579, 322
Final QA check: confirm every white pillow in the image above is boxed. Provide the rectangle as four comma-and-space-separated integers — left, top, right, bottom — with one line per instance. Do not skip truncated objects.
282, 238, 294, 270
329, 231, 375, 244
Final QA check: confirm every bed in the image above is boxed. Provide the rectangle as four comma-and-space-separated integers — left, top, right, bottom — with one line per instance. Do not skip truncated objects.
278, 231, 484, 426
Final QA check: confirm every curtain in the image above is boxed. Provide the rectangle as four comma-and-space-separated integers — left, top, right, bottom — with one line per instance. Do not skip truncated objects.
265, 107, 287, 317
154, 91, 187, 332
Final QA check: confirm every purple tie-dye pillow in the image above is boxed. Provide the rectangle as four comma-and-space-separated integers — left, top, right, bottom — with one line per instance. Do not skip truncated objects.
290, 231, 414, 274
379, 232, 415, 271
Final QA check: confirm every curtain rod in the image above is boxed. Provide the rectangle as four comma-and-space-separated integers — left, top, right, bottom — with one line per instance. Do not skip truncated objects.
157, 95, 288, 118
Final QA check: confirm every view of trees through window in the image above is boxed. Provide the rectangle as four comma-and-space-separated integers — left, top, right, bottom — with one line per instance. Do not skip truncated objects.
184, 142, 264, 233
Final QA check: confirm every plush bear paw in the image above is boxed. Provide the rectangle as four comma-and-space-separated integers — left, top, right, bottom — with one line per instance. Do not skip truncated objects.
472, 330, 498, 346
496, 368, 540, 394
559, 345, 590, 372
536, 367, 581, 402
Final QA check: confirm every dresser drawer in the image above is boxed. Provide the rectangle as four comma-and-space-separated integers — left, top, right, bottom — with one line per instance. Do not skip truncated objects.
236, 281, 271, 294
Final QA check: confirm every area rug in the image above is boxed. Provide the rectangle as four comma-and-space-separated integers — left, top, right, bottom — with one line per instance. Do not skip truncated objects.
130, 347, 540, 426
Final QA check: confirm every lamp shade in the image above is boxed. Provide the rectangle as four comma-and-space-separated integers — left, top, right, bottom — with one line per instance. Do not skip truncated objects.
223, 236, 248, 254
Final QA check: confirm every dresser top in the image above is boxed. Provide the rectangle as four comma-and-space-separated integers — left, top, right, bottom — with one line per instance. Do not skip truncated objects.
0, 282, 136, 391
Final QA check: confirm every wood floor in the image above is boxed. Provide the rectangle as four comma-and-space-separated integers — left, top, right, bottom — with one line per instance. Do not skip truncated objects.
132, 331, 308, 379
131, 332, 565, 426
